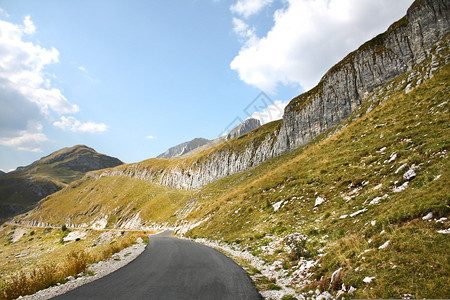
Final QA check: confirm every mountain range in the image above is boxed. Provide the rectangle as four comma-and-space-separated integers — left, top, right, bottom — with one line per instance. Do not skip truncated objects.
0, 145, 123, 223
156, 118, 261, 159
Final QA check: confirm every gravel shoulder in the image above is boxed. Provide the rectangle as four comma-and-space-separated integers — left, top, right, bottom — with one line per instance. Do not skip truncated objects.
19, 238, 147, 300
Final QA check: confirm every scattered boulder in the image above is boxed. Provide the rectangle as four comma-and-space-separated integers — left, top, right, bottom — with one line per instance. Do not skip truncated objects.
363, 276, 375, 283
329, 268, 342, 290
315, 196, 325, 207
348, 286, 357, 295
422, 212, 433, 220
403, 169, 417, 181
378, 240, 390, 249
63, 231, 87, 242
394, 182, 409, 193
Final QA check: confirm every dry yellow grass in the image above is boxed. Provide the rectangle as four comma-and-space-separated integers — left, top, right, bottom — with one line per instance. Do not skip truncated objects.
0, 226, 150, 299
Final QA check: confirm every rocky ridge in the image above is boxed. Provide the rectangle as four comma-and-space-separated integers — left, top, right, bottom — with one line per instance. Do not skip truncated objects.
226, 118, 261, 140
157, 138, 210, 159
0, 145, 123, 222
99, 0, 449, 190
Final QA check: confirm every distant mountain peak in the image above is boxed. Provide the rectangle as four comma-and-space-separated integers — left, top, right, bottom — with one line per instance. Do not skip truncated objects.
157, 138, 210, 159
0, 145, 123, 222
226, 118, 261, 140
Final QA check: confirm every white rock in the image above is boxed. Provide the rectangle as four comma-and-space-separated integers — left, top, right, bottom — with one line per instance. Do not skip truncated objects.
10, 228, 28, 243
91, 217, 108, 230
395, 163, 407, 174
363, 276, 375, 283
316, 291, 333, 300
348, 286, 357, 295
329, 268, 342, 287
373, 184, 383, 190
369, 197, 382, 205
437, 229, 450, 234
350, 208, 367, 218
378, 240, 390, 249
434, 175, 441, 181
371, 220, 376, 226
340, 215, 348, 219
393, 182, 409, 193
63, 231, 87, 242
315, 196, 325, 207
388, 153, 397, 163
403, 169, 416, 181
422, 212, 433, 220
336, 290, 345, 298
272, 201, 284, 212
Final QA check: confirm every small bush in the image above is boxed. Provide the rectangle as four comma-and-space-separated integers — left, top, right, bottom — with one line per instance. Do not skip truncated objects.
66, 250, 92, 277
285, 233, 310, 260
1, 264, 60, 299
61, 224, 67, 232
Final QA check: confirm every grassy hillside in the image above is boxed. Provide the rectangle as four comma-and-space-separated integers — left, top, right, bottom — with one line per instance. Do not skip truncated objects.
29, 175, 194, 228
0, 145, 123, 223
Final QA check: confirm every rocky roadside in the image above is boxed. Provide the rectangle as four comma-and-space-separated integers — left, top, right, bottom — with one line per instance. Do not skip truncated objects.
18, 238, 147, 300
182, 236, 321, 300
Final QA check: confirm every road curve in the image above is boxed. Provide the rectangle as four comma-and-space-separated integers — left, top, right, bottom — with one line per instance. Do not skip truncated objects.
54, 231, 261, 300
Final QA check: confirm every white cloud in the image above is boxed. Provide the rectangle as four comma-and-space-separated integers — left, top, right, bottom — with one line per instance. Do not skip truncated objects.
251, 100, 288, 124
0, 17, 78, 115
0, 125, 48, 152
231, 0, 274, 18
22, 15, 36, 34
78, 66, 87, 73
0, 15, 106, 151
53, 116, 108, 133
232, 18, 258, 47
146, 135, 156, 140
231, 0, 414, 93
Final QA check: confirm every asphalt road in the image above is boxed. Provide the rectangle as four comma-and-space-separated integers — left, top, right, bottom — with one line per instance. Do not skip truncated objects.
54, 231, 261, 300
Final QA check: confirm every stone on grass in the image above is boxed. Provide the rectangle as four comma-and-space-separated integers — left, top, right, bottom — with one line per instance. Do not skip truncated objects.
378, 240, 390, 249
422, 212, 433, 220
403, 169, 416, 181
315, 196, 325, 207
363, 276, 375, 283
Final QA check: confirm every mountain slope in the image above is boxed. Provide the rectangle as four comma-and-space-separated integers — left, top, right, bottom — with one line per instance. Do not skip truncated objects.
157, 118, 261, 159
227, 118, 261, 140
0, 145, 123, 222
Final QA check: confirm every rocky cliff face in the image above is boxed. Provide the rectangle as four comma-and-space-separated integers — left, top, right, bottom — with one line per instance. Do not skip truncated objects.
157, 138, 210, 159
100, 0, 449, 190
274, 0, 449, 155
227, 118, 261, 140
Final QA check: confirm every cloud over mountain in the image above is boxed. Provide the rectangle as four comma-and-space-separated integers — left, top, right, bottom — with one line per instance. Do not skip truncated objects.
0, 15, 107, 151
230, 0, 414, 93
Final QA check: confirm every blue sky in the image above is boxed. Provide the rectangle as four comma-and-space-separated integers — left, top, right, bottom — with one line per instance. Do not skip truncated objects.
0, 0, 413, 171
